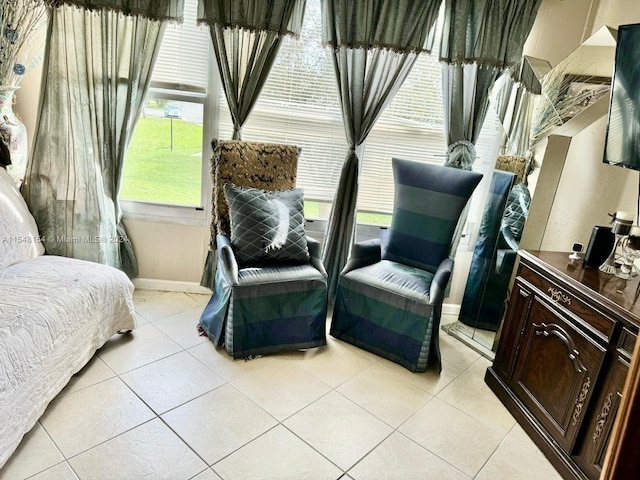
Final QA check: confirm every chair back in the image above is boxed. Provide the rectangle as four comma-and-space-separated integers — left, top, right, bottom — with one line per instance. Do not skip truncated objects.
382, 158, 483, 273
210, 140, 299, 238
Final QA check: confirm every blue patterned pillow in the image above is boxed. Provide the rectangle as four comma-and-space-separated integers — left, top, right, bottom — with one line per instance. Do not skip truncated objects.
224, 184, 309, 266
382, 159, 483, 273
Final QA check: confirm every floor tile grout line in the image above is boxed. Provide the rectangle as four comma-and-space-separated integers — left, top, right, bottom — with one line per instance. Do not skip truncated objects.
394, 429, 473, 479
25, 291, 522, 480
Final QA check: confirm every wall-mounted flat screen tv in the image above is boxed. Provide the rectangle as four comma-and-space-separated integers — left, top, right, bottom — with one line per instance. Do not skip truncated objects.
603, 23, 640, 170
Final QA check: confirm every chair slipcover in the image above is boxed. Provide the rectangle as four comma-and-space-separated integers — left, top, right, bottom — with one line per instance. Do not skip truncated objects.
199, 140, 327, 359
458, 170, 516, 331
330, 159, 482, 372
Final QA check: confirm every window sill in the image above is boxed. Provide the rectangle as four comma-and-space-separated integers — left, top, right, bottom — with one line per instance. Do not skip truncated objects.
121, 200, 208, 227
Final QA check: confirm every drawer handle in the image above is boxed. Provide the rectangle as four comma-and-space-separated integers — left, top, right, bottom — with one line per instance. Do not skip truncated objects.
548, 287, 571, 305
572, 376, 591, 426
592, 392, 614, 443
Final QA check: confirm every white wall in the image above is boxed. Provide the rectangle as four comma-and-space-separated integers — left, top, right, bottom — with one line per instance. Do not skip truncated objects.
540, 116, 639, 251
523, 0, 599, 66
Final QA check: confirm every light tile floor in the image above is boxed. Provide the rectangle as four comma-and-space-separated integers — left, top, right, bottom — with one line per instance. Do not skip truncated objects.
1, 290, 563, 480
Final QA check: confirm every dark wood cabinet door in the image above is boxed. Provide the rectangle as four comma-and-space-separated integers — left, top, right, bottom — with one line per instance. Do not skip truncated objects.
574, 347, 633, 478
511, 294, 607, 453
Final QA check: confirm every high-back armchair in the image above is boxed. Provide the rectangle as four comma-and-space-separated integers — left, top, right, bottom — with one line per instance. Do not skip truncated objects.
199, 140, 327, 359
330, 158, 482, 373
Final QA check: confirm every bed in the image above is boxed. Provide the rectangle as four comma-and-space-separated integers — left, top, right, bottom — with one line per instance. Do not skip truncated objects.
0, 167, 136, 467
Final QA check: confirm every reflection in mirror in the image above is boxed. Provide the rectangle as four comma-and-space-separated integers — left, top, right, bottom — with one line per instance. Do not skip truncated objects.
444, 26, 619, 357
531, 26, 617, 145
443, 56, 549, 356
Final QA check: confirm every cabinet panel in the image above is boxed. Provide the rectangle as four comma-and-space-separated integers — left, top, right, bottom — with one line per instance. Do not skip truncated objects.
511, 295, 606, 452
573, 356, 629, 479
493, 280, 532, 378
519, 264, 617, 341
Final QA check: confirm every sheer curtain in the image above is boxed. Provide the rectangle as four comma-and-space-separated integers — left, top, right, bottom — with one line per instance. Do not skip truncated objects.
197, 0, 306, 288
440, 0, 542, 170
23, 0, 184, 277
320, 0, 443, 298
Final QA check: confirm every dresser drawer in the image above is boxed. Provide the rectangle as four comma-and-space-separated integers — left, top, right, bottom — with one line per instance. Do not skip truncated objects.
617, 327, 637, 361
519, 264, 616, 342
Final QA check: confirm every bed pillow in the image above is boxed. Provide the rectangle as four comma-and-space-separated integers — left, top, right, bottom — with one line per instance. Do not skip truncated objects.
0, 167, 45, 269
224, 183, 309, 266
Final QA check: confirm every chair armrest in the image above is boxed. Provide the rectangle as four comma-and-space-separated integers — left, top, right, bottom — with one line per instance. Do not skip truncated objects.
216, 234, 239, 285
306, 236, 327, 276
500, 224, 520, 251
496, 248, 517, 275
430, 257, 454, 306
342, 239, 382, 275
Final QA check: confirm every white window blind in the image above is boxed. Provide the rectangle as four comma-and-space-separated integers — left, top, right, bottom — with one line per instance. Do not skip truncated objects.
151, 0, 210, 91
218, 0, 501, 234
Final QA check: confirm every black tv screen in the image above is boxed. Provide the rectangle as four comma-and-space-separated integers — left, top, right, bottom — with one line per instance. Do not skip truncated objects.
604, 23, 640, 170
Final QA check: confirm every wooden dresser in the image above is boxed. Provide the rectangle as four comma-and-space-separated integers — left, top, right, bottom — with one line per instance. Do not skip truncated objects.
486, 250, 640, 480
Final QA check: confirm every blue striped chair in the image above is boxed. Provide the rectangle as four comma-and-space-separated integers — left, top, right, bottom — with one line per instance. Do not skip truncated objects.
330, 158, 482, 372
199, 140, 327, 359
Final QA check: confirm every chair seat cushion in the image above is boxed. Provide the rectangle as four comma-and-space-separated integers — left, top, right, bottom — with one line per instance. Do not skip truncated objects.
237, 264, 324, 286
342, 260, 434, 305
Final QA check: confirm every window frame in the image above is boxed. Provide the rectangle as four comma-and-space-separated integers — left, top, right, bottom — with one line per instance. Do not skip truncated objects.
121, 43, 219, 228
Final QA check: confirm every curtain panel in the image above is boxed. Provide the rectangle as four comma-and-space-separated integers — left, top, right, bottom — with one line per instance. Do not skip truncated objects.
197, 0, 306, 140
491, 55, 551, 156
198, 0, 305, 288
320, 0, 443, 299
23, 1, 183, 277
439, 0, 542, 170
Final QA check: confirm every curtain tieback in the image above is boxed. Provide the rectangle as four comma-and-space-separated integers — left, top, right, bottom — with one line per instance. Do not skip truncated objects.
445, 140, 476, 170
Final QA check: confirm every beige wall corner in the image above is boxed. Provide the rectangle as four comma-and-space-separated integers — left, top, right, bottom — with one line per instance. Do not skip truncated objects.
123, 219, 210, 284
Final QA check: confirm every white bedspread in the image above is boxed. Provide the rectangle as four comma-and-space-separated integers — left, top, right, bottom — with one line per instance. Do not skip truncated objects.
0, 255, 136, 467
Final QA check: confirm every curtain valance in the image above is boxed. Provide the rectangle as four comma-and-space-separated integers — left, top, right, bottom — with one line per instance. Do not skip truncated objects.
197, 0, 306, 36
440, 0, 542, 68
55, 0, 185, 21
321, 0, 442, 53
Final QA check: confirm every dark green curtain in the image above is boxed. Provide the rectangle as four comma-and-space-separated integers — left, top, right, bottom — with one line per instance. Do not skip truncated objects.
320, 0, 443, 299
23, 0, 184, 278
198, 0, 306, 288
440, 0, 543, 170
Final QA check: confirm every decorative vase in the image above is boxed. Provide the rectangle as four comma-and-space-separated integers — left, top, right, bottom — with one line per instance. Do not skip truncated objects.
0, 86, 28, 185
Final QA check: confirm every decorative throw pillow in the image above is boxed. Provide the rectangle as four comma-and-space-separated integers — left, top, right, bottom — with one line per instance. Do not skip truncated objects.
501, 183, 531, 242
224, 184, 309, 266
0, 167, 45, 269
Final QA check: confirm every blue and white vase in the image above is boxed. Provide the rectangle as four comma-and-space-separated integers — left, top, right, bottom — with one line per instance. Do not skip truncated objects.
0, 86, 28, 185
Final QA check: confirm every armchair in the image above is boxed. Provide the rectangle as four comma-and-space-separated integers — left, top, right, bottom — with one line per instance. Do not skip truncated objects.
199, 140, 327, 359
330, 158, 482, 373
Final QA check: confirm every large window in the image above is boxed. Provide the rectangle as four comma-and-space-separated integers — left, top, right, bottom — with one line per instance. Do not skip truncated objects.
122, 0, 502, 243
219, 0, 501, 234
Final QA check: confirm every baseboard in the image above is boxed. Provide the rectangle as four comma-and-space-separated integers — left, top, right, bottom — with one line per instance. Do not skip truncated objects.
132, 278, 212, 295
442, 303, 461, 316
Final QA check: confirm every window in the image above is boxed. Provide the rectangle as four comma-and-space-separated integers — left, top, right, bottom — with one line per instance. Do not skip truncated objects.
122, 0, 502, 245
217, 1, 346, 221
219, 0, 502, 244
120, 0, 211, 213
